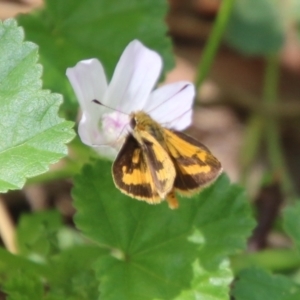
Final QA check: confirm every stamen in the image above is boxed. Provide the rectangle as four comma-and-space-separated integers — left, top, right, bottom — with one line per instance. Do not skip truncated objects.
102, 111, 129, 143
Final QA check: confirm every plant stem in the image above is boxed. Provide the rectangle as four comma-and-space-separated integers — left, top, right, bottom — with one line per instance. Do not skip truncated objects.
263, 54, 280, 105
195, 0, 235, 89
263, 54, 296, 202
240, 114, 264, 184
231, 248, 300, 274
0, 197, 17, 254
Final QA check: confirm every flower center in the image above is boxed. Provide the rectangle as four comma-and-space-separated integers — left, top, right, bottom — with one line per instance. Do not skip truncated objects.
101, 111, 129, 143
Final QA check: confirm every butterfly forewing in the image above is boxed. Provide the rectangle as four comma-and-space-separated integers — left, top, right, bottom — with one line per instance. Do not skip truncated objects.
164, 130, 222, 195
139, 130, 176, 198
112, 134, 175, 204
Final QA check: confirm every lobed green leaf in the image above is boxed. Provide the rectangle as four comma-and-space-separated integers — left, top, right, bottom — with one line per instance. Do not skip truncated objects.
0, 19, 75, 193
283, 201, 300, 252
16, 210, 62, 259
44, 245, 103, 299
233, 268, 300, 300
191, 175, 255, 269
73, 160, 255, 300
173, 259, 232, 300
2, 271, 44, 300
73, 160, 197, 300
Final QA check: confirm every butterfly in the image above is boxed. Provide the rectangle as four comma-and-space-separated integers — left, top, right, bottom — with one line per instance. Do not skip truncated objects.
112, 110, 222, 209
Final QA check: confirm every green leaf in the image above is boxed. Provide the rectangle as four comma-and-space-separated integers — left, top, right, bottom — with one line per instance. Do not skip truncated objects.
283, 201, 300, 252
16, 210, 62, 260
233, 268, 300, 300
225, 0, 285, 55
45, 245, 104, 300
192, 175, 255, 270
73, 160, 254, 300
0, 246, 101, 300
73, 160, 197, 300
174, 259, 232, 300
2, 271, 44, 300
0, 247, 47, 278
18, 0, 174, 115
0, 19, 75, 193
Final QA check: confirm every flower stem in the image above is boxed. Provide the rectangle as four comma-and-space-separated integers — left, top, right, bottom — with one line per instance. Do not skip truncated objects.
195, 0, 235, 89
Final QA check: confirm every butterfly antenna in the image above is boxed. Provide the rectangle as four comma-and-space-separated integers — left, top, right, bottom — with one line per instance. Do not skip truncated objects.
147, 84, 190, 114
161, 108, 192, 128
92, 99, 129, 116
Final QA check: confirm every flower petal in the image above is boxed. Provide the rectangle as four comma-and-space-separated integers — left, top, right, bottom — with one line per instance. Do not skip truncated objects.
145, 82, 195, 130
67, 59, 109, 145
77, 113, 102, 145
104, 40, 162, 113
66, 58, 108, 110
78, 115, 118, 160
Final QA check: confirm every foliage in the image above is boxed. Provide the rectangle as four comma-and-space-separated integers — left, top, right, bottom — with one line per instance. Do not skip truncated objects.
0, 19, 74, 193
0, 0, 300, 299
283, 202, 300, 252
233, 268, 300, 300
72, 161, 254, 300
0, 162, 253, 300
232, 200, 300, 299
17, 0, 174, 117
225, 0, 285, 55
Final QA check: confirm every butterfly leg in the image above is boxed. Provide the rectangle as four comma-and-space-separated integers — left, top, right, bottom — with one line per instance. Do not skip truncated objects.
166, 189, 179, 209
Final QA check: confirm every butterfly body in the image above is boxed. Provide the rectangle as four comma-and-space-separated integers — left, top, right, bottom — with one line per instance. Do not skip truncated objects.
112, 111, 222, 209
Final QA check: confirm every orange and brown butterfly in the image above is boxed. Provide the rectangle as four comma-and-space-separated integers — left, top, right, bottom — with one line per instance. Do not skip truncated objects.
66, 40, 222, 209
112, 111, 222, 209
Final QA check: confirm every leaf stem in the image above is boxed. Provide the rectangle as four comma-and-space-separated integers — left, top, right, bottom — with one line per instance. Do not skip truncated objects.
195, 0, 235, 88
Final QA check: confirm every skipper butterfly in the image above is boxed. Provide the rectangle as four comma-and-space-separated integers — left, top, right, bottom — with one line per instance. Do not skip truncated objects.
112, 110, 222, 209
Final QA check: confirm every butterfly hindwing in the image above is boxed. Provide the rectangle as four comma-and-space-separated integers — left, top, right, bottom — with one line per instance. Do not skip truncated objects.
164, 129, 222, 195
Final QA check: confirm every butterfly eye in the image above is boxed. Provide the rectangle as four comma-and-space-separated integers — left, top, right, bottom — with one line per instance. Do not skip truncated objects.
130, 117, 136, 129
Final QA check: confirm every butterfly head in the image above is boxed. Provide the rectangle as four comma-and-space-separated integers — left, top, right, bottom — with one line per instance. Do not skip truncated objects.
129, 111, 154, 130
129, 111, 165, 145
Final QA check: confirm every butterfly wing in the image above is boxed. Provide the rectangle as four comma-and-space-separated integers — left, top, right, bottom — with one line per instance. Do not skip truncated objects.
112, 134, 175, 204
139, 131, 176, 198
164, 129, 222, 195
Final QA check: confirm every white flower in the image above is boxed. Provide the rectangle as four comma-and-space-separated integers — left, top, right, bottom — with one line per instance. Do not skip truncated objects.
66, 40, 195, 158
